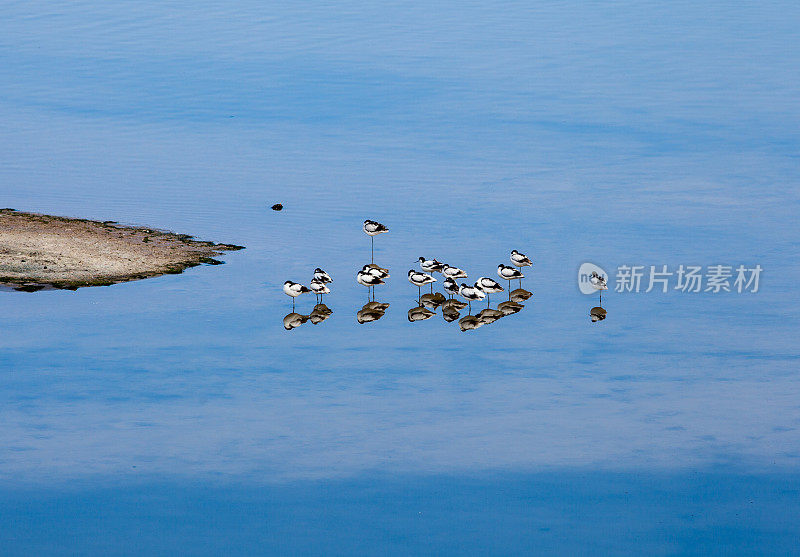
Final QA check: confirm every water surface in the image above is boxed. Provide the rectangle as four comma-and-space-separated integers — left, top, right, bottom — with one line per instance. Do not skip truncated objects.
1, 1, 799, 554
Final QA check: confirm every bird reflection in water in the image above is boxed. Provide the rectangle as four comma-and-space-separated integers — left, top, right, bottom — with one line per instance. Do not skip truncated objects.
497, 300, 524, 316
590, 306, 607, 322
458, 314, 483, 331
477, 308, 504, 324
309, 303, 333, 324
441, 298, 467, 322
357, 301, 389, 324
509, 288, 532, 303
408, 304, 436, 322
284, 303, 333, 330
283, 312, 310, 330
420, 292, 446, 310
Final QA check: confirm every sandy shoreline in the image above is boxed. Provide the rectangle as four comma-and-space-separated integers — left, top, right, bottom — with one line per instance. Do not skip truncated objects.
0, 209, 244, 291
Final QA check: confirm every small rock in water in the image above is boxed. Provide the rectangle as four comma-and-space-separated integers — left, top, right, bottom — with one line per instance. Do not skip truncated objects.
271, 203, 283, 211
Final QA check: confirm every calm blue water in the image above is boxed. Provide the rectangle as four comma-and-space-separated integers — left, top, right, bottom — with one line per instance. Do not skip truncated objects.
2, 1, 799, 554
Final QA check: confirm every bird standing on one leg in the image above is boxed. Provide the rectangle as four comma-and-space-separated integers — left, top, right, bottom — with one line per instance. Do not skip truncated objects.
589, 271, 608, 304
476, 277, 504, 306
497, 264, 524, 294
309, 278, 330, 303
363, 220, 388, 263
283, 280, 311, 311
510, 250, 532, 287
408, 269, 437, 299
458, 282, 485, 313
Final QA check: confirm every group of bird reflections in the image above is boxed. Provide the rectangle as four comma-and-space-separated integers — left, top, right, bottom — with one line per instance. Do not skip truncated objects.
282, 220, 534, 330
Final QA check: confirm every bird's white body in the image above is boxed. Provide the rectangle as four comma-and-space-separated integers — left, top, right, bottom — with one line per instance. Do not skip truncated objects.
357, 270, 385, 287
589, 272, 608, 290
441, 264, 468, 279
283, 281, 311, 298
477, 277, 504, 294
497, 264, 524, 281
309, 279, 330, 296
510, 250, 533, 268
459, 283, 485, 302
443, 277, 460, 297
313, 268, 333, 283
364, 264, 390, 279
408, 270, 437, 287
418, 257, 443, 273
363, 220, 389, 236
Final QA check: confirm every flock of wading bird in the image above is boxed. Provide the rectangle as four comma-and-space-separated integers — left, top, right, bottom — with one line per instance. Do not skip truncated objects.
282, 219, 536, 331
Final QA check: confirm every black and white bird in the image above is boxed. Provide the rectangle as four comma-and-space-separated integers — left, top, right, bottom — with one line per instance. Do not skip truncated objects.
459, 282, 485, 311
363, 219, 388, 262
408, 269, 437, 296
510, 250, 533, 269
417, 257, 444, 273
363, 264, 390, 280
497, 264, 524, 289
363, 219, 389, 236
283, 280, 311, 311
589, 271, 607, 291
441, 264, 468, 279
309, 278, 330, 303
313, 268, 332, 283
476, 277, 504, 305
443, 277, 460, 298
357, 268, 385, 289
589, 271, 608, 304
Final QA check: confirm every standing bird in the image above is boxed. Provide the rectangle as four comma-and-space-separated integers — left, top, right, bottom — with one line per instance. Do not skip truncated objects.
510, 250, 532, 287
363, 264, 390, 280
497, 264, 524, 292
357, 268, 385, 301
417, 257, 444, 273
510, 249, 533, 268
459, 282, 485, 312
313, 268, 332, 283
363, 219, 388, 263
408, 269, 437, 297
443, 277, 460, 298
309, 279, 330, 303
476, 277, 504, 305
589, 271, 608, 304
441, 264, 468, 280
283, 280, 311, 311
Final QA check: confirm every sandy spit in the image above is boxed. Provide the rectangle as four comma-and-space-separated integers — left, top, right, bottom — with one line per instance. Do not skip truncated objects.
0, 209, 244, 291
